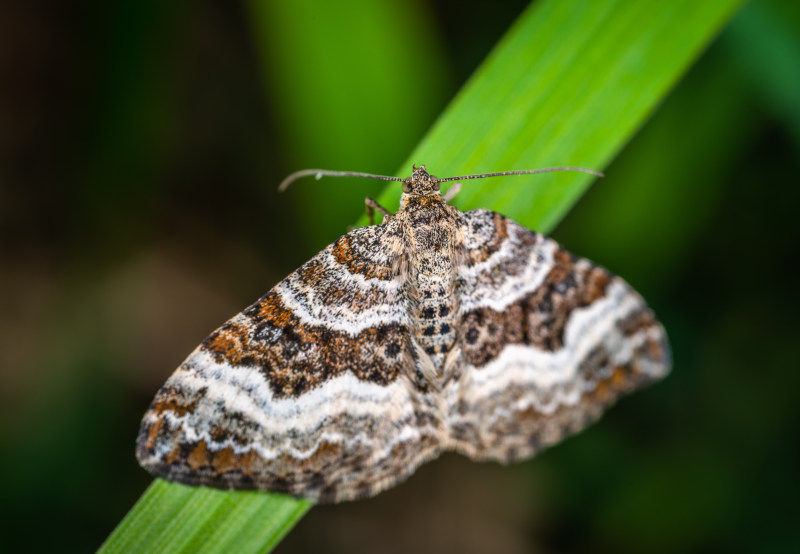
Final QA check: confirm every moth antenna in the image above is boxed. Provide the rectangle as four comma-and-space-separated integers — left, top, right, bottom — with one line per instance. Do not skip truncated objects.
279, 169, 404, 192
437, 166, 604, 183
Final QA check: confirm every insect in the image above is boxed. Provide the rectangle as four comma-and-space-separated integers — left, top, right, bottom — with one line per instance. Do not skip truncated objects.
136, 164, 670, 503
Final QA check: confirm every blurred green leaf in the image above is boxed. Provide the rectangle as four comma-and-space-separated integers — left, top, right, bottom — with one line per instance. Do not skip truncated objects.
723, 0, 800, 147
246, 0, 451, 245
102, 0, 743, 551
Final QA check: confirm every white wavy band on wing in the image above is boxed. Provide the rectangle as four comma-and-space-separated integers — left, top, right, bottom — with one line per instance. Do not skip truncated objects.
459, 236, 556, 313
160, 349, 417, 431
146, 408, 437, 462
276, 278, 408, 335
457, 279, 643, 404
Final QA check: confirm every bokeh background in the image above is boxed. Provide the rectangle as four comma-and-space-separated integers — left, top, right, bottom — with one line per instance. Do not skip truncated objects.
2, 0, 799, 552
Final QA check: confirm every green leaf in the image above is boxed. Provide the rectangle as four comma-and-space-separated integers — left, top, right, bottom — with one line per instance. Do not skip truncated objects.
99, 480, 310, 553
367, 0, 744, 233
245, 0, 450, 244
102, 0, 743, 552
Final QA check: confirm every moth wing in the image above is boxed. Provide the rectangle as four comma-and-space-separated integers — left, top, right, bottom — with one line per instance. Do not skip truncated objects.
446, 209, 670, 462
137, 224, 444, 503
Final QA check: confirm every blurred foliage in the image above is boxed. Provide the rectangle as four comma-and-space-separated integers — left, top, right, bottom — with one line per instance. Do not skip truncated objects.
1, 0, 799, 553
246, 0, 451, 245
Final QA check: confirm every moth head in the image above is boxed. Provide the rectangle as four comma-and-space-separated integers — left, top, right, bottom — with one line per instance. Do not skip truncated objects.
402, 164, 441, 196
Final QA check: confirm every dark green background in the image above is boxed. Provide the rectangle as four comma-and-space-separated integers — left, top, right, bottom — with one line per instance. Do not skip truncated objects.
1, 1, 798, 552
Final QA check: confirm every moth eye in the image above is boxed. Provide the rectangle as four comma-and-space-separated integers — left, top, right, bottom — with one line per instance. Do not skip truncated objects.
402, 182, 412, 193
434, 182, 441, 191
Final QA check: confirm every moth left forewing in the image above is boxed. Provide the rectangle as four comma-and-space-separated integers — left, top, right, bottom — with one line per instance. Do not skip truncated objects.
137, 224, 445, 503
447, 209, 670, 462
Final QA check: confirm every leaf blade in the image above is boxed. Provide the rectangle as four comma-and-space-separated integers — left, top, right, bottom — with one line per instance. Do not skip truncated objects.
368, 0, 744, 233
99, 480, 311, 554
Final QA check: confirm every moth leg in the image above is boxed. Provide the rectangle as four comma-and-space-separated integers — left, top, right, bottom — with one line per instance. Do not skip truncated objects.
365, 197, 392, 225
443, 182, 461, 202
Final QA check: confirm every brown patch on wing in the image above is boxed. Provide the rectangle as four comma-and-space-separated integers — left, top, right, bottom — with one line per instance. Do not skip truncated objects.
618, 305, 657, 337
292, 258, 390, 309
462, 245, 614, 366
203, 321, 253, 365
617, 306, 669, 365
211, 446, 238, 474
299, 256, 326, 284
188, 440, 211, 470
145, 418, 164, 447
647, 335, 667, 362
137, 433, 441, 503
468, 212, 509, 264
332, 234, 394, 280
145, 385, 199, 417
199, 291, 407, 398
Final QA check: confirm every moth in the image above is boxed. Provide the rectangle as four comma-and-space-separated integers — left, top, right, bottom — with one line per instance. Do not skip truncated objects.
137, 164, 670, 503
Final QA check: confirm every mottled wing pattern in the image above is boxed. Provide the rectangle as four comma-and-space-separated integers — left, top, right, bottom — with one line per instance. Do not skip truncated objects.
137, 224, 444, 503
446, 209, 670, 462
